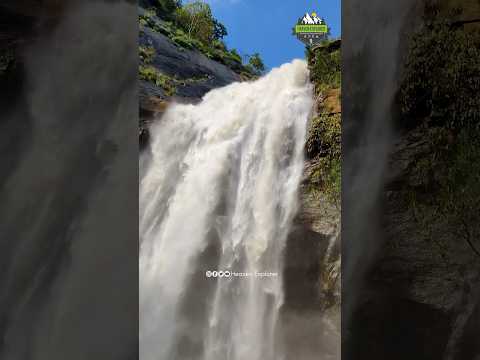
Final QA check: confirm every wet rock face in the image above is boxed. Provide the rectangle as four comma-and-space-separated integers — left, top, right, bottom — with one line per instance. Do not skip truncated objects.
281, 158, 341, 360
343, 0, 480, 357
284, 223, 330, 311
284, 95, 341, 312
299, 160, 340, 238
140, 27, 240, 96
138, 7, 242, 148
138, 8, 240, 114
347, 296, 452, 360
379, 126, 480, 359
283, 46, 342, 315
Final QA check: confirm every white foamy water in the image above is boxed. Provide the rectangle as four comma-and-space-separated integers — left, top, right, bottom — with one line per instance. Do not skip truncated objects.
139, 60, 314, 360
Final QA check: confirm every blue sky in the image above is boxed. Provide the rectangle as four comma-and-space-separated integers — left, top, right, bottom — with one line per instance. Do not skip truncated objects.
203, 0, 341, 69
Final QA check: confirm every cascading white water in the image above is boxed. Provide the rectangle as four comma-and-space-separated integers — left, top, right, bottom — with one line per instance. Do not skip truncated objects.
139, 60, 313, 360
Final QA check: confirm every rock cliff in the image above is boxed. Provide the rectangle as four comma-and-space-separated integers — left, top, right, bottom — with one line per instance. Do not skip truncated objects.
138, 6, 254, 147
344, 0, 480, 358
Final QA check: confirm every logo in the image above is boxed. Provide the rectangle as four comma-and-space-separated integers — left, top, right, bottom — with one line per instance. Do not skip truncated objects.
293, 12, 329, 47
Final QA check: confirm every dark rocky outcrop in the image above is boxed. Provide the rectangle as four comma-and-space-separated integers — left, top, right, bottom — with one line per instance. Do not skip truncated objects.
138, 7, 242, 148
139, 26, 240, 107
377, 124, 480, 359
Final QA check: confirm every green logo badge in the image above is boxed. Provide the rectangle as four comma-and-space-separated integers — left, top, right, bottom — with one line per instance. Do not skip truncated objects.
294, 12, 329, 47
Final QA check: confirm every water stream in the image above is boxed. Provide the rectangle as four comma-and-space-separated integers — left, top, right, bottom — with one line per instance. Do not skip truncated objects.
139, 60, 314, 360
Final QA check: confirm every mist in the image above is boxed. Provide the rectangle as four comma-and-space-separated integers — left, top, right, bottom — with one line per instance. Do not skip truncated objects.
342, 0, 420, 353
0, 1, 138, 359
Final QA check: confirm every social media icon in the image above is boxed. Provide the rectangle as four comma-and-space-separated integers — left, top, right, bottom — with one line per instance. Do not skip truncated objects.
206, 271, 212, 278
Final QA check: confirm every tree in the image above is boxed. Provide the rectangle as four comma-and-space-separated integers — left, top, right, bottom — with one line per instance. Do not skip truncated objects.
175, 1, 215, 44
248, 53, 265, 74
213, 18, 228, 40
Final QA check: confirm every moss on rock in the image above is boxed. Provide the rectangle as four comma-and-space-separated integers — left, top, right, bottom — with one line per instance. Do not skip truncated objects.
139, 65, 176, 96
305, 41, 342, 205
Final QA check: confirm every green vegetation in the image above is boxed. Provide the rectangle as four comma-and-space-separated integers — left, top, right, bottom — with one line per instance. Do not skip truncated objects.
139, 65, 176, 96
305, 41, 342, 205
307, 45, 341, 90
212, 18, 228, 40
306, 112, 341, 203
409, 127, 480, 260
139, 1, 262, 78
138, 44, 176, 95
401, 8, 480, 131
247, 53, 265, 75
174, 2, 216, 43
140, 9, 170, 34
401, 6, 480, 258
306, 112, 341, 158
139, 57, 214, 96
139, 45, 156, 64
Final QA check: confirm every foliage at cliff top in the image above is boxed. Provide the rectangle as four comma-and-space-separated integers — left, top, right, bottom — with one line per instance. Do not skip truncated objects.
140, 1, 265, 78
305, 41, 341, 205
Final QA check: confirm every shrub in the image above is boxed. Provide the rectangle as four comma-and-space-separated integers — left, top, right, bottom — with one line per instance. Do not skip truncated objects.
306, 112, 341, 159
305, 43, 342, 204
171, 29, 204, 50
308, 46, 341, 89
212, 39, 227, 51
309, 156, 341, 204
139, 46, 156, 64
158, 21, 174, 37
139, 1, 263, 77
139, 65, 176, 96
227, 49, 242, 64
306, 112, 341, 204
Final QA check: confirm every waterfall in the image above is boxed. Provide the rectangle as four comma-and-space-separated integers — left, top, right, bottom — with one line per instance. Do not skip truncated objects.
139, 60, 314, 360
342, 0, 418, 340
